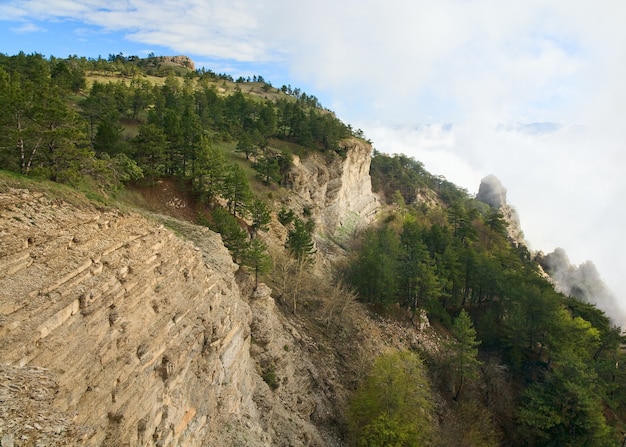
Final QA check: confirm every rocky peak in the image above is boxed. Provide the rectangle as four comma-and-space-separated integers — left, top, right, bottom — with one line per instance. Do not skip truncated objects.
476, 175, 525, 246
476, 174, 507, 208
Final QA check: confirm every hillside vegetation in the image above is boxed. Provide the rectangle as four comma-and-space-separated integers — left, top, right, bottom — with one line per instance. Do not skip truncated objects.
1, 52, 625, 446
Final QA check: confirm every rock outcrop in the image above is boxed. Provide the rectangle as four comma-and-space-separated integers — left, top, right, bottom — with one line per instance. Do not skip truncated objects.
286, 138, 379, 238
476, 174, 507, 209
158, 55, 196, 70
0, 187, 259, 446
536, 248, 626, 328
0, 186, 348, 446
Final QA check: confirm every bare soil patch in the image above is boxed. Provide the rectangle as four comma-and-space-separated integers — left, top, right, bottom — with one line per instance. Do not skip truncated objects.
127, 178, 203, 223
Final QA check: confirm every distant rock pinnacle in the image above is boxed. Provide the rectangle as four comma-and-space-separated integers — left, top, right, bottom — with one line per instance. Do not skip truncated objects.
476, 175, 525, 246
476, 175, 507, 208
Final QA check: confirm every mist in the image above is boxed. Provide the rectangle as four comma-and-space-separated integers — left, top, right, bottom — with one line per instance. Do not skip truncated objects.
538, 248, 626, 329
478, 174, 626, 329
366, 121, 626, 329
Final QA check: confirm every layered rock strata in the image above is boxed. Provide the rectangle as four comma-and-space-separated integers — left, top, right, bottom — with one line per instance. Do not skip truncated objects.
0, 188, 258, 446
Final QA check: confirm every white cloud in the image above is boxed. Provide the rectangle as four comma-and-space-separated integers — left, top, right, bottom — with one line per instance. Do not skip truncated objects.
10, 22, 46, 33
0, 0, 273, 61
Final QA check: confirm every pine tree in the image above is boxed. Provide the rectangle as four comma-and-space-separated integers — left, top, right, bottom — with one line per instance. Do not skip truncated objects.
286, 218, 316, 265
193, 135, 227, 204
253, 146, 281, 185
209, 207, 248, 263
223, 163, 252, 218
241, 237, 271, 289
132, 123, 167, 180
449, 309, 482, 401
235, 133, 256, 160
249, 198, 272, 237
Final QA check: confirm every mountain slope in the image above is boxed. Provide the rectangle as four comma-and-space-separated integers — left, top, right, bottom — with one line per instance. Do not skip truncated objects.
1, 52, 625, 446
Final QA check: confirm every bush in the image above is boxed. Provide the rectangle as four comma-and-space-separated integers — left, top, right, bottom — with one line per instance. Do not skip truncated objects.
278, 207, 295, 226
349, 350, 434, 446
262, 366, 279, 390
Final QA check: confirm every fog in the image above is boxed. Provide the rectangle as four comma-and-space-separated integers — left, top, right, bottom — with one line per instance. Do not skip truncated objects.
539, 248, 626, 328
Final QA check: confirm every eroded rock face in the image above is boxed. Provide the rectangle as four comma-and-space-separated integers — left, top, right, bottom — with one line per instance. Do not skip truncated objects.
286, 138, 379, 237
0, 188, 259, 446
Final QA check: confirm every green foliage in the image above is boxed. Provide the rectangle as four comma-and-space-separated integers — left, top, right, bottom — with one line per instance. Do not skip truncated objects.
241, 237, 271, 288
285, 217, 316, 264
249, 198, 272, 234
132, 123, 167, 179
349, 226, 401, 304
357, 415, 414, 447
0, 54, 93, 184
0, 52, 351, 193
278, 207, 295, 226
252, 150, 281, 185
370, 151, 469, 206
235, 133, 256, 160
516, 358, 613, 446
349, 350, 434, 446
347, 156, 626, 444
262, 365, 279, 390
274, 98, 350, 151
398, 218, 440, 311
486, 209, 508, 235
94, 113, 129, 155
191, 135, 227, 203
92, 153, 143, 189
448, 310, 482, 401
223, 163, 253, 218
208, 207, 248, 262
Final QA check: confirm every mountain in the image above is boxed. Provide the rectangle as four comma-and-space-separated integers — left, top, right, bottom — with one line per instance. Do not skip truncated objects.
0, 53, 625, 446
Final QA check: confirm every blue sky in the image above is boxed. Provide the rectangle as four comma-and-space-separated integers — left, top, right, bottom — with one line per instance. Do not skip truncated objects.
2, 22, 146, 59
2, 0, 626, 323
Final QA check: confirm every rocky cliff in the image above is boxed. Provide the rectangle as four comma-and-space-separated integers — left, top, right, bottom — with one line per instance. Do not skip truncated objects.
0, 184, 356, 446
0, 186, 261, 446
286, 138, 379, 238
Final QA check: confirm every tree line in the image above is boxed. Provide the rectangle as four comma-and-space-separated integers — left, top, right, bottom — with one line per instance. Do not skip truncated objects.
0, 52, 352, 186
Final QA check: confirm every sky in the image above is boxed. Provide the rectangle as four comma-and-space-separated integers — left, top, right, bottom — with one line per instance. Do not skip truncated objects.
1, 0, 625, 321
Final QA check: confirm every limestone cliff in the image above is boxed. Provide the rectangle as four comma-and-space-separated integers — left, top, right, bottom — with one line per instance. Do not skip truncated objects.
0, 185, 346, 446
285, 138, 379, 237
